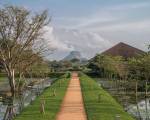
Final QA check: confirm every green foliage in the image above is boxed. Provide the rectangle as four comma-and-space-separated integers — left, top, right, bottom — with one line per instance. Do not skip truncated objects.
49, 72, 65, 78
80, 73, 135, 120
14, 74, 70, 120
48, 60, 73, 72
128, 54, 150, 80
29, 61, 50, 75
88, 52, 150, 81
88, 54, 128, 79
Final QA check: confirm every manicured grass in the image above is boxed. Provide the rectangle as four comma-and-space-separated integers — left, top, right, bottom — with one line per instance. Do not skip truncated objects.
14, 73, 70, 120
80, 73, 135, 120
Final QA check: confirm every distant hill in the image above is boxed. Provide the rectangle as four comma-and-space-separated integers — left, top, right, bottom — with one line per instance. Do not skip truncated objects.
102, 42, 145, 58
63, 51, 87, 61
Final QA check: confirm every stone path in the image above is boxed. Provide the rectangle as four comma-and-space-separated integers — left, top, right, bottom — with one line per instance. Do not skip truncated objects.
56, 72, 87, 120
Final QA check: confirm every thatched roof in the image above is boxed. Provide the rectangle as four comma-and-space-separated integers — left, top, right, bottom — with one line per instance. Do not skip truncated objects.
102, 42, 145, 58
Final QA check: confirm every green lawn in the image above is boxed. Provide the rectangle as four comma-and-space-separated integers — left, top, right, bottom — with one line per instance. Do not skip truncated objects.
14, 73, 70, 120
80, 73, 135, 120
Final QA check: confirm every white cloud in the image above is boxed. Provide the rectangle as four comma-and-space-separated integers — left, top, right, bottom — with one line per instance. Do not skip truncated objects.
53, 1, 150, 29
107, 1, 150, 11
43, 21, 150, 60
90, 20, 150, 32
43, 26, 74, 52
54, 12, 116, 29
43, 26, 113, 60
43, 1, 150, 60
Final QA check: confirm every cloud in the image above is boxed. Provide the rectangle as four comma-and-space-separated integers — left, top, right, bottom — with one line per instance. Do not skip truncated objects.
54, 12, 116, 29
41, 1, 150, 60
107, 1, 150, 11
1, 0, 149, 60
44, 19, 150, 60
43, 26, 74, 52
43, 26, 113, 60
89, 20, 150, 32
53, 1, 150, 29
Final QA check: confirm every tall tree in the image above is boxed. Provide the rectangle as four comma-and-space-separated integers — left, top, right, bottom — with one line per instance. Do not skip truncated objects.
0, 5, 51, 119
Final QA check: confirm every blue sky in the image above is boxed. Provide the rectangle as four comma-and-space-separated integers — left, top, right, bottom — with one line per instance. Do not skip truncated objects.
2, 0, 150, 27
0, 0, 150, 60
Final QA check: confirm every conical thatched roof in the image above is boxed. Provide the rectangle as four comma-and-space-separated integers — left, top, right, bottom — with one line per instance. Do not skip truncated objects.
102, 42, 145, 58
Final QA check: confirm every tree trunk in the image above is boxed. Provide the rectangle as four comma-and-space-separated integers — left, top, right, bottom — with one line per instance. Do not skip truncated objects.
17, 72, 24, 92
124, 76, 127, 107
11, 69, 15, 96
135, 82, 142, 120
4, 69, 16, 120
145, 81, 149, 120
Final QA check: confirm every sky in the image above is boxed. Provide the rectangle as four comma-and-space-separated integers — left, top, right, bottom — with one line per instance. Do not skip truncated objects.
0, 0, 150, 60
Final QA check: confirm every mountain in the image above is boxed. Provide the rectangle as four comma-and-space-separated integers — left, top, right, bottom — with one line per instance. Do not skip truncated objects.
63, 51, 82, 61
102, 42, 145, 58
63, 51, 87, 61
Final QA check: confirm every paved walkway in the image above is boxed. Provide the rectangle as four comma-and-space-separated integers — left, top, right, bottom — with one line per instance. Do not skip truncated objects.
56, 72, 87, 120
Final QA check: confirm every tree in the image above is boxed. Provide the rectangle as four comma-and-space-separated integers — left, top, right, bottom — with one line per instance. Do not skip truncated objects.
128, 57, 143, 119
30, 59, 50, 77
113, 56, 129, 80
138, 54, 150, 119
88, 54, 106, 77
0, 5, 51, 119
49, 60, 63, 72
